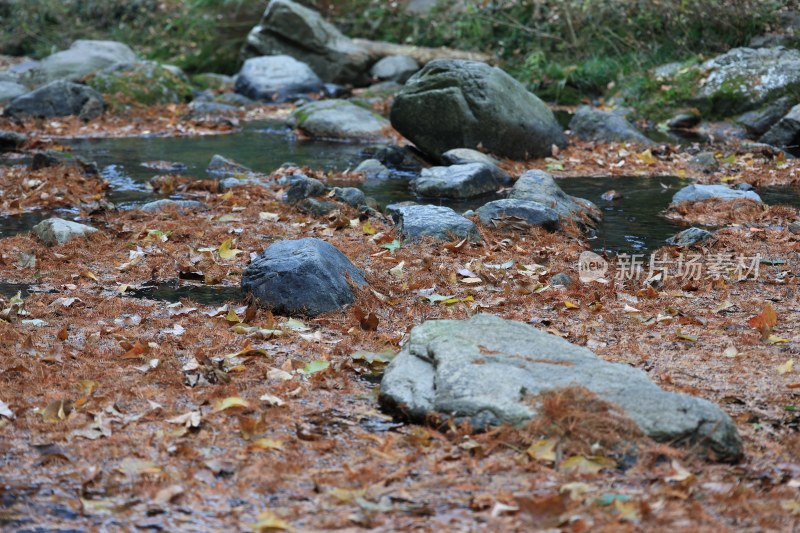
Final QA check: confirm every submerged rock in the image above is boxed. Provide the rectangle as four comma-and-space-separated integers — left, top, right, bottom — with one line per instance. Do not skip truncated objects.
390, 59, 566, 160
508, 170, 601, 224
413, 163, 500, 200
569, 106, 653, 145
4, 80, 104, 120
388, 203, 480, 242
241, 238, 367, 316
234, 55, 324, 103
476, 199, 560, 231
379, 314, 743, 462
672, 184, 762, 204
290, 99, 390, 142
241, 0, 370, 86
32, 217, 98, 246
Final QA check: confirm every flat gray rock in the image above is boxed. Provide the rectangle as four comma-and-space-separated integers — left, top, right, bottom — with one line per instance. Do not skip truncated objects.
441, 148, 500, 167
22, 40, 137, 87
4, 80, 104, 120
290, 99, 390, 142
354, 158, 392, 178
241, 238, 367, 316
388, 203, 480, 242
672, 184, 762, 204
234, 55, 324, 103
390, 59, 566, 160
476, 199, 560, 230
32, 217, 98, 246
508, 170, 601, 225
139, 199, 207, 213
379, 314, 743, 462
569, 106, 653, 145
414, 163, 500, 199
332, 187, 366, 207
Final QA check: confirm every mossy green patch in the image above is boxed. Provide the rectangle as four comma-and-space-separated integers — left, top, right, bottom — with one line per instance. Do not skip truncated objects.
87, 63, 194, 110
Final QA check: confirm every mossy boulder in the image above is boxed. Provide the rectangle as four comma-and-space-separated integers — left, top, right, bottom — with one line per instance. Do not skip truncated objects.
87, 62, 194, 109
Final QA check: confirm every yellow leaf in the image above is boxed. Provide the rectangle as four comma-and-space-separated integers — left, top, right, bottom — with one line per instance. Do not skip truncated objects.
526, 438, 557, 462
768, 335, 789, 345
675, 329, 698, 342
251, 511, 289, 532
219, 238, 243, 260
362, 221, 377, 235
219, 191, 234, 201
560, 455, 616, 474
226, 309, 242, 323
564, 300, 580, 310
781, 499, 800, 515
636, 149, 656, 165
214, 396, 250, 412
612, 499, 641, 522
249, 438, 283, 451
388, 261, 405, 278
778, 359, 794, 375
80, 271, 98, 282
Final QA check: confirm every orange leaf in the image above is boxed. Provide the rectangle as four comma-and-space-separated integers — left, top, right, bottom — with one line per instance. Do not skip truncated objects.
748, 302, 777, 340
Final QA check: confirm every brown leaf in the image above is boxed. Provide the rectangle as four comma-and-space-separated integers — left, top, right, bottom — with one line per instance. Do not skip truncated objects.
748, 302, 778, 340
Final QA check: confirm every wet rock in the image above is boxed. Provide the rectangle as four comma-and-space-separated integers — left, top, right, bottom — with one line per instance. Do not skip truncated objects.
234, 55, 324, 103
672, 184, 762, 204
413, 163, 500, 200
388, 203, 480, 242
332, 187, 366, 207
354, 159, 392, 178
379, 314, 743, 462
667, 111, 701, 130
290, 100, 390, 142
0, 80, 27, 104
550, 272, 573, 287
508, 170, 601, 224
241, 238, 367, 316
241, 0, 371, 86
281, 174, 328, 204
666, 227, 714, 246
601, 190, 623, 201
391, 59, 566, 160
736, 96, 795, 137
0, 130, 26, 152
441, 148, 499, 167
32, 217, 98, 246
207, 154, 257, 178
759, 103, 800, 149
370, 55, 419, 84
31, 151, 98, 175
87, 61, 193, 107
569, 106, 653, 145
139, 199, 207, 213
688, 152, 720, 173
21, 40, 137, 87
476, 199, 560, 230
4, 80, 104, 120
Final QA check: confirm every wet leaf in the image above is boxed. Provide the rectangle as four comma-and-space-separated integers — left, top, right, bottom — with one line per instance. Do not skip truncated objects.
560, 455, 616, 474
218, 238, 243, 260
526, 438, 557, 462
301, 360, 330, 375
214, 396, 250, 412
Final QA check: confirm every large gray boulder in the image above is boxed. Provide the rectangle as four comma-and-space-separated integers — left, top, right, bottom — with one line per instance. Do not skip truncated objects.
508, 170, 601, 224
736, 95, 796, 137
289, 100, 390, 142
569, 106, 653, 145
672, 184, 762, 204
390, 59, 566, 160
759, 103, 800, 148
32, 217, 98, 246
234, 55, 324, 103
380, 314, 743, 462
4, 81, 104, 120
22, 40, 137, 87
370, 55, 419, 84
241, 238, 367, 316
388, 203, 479, 242
0, 81, 27, 104
413, 163, 500, 199
476, 199, 560, 230
241, 0, 371, 85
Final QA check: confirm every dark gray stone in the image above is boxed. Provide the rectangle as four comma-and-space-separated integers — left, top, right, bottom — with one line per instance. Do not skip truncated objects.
207, 154, 256, 178
290, 100, 390, 142
441, 148, 499, 167
667, 111, 701, 130
508, 170, 601, 224
281, 174, 328, 204
388, 203, 480, 242
375, 145, 425, 172
379, 314, 743, 462
139, 199, 207, 213
332, 187, 366, 207
688, 152, 720, 173
672, 184, 762, 204
414, 163, 500, 199
760, 103, 800, 148
370, 55, 419, 84
550, 272, 573, 287
736, 96, 795, 137
234, 55, 324, 103
390, 59, 566, 160
569, 106, 653, 145
297, 198, 338, 216
354, 159, 392, 178
241, 238, 367, 316
241, 0, 371, 85
666, 227, 714, 246
32, 217, 98, 246
4, 80, 104, 120
22, 40, 137, 87
0, 130, 26, 152
476, 199, 560, 230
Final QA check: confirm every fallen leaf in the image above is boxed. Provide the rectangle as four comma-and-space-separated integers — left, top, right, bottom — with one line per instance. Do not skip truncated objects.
564, 300, 580, 310
0, 400, 14, 419
778, 359, 794, 375
218, 238, 243, 260
249, 438, 284, 451
259, 393, 285, 407
560, 455, 616, 474
252, 511, 290, 532
388, 261, 405, 278
526, 438, 557, 462
748, 302, 778, 341
42, 400, 73, 423
214, 396, 250, 412
301, 360, 330, 375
